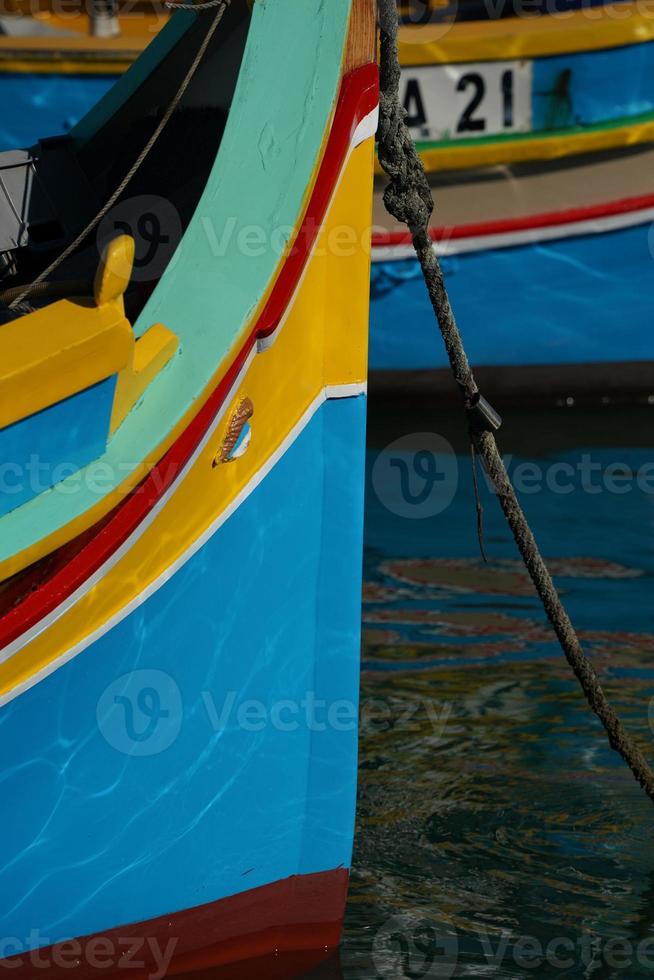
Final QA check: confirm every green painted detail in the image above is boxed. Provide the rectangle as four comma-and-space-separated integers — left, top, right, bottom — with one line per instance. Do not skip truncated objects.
72, 11, 196, 148
0, 0, 353, 564
411, 108, 654, 152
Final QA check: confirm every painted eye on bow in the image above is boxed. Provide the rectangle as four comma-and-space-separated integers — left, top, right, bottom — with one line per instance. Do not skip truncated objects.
213, 397, 254, 467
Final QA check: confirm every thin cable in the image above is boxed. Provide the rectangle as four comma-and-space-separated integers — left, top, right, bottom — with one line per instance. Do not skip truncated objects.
9, 0, 231, 310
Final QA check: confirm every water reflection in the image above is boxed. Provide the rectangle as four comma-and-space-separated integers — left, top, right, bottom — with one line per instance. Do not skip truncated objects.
343, 402, 654, 979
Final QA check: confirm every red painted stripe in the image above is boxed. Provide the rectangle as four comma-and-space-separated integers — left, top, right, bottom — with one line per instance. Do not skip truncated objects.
258, 61, 378, 338
0, 63, 379, 655
371, 191, 654, 248
0, 869, 349, 979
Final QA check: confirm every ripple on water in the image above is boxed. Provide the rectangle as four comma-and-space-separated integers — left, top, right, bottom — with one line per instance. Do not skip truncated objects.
343, 437, 654, 978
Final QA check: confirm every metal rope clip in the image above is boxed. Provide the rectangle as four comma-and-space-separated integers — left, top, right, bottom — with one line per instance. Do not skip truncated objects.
466, 391, 503, 434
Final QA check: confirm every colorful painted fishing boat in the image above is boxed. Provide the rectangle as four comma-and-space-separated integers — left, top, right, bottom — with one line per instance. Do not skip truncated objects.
0, 0, 377, 975
371, 144, 654, 399
396, 1, 654, 172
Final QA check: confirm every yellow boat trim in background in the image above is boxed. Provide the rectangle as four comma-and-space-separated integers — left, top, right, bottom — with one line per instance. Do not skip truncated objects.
376, 115, 654, 173
399, 2, 654, 65
0, 35, 149, 74
0, 138, 375, 702
32, 8, 168, 39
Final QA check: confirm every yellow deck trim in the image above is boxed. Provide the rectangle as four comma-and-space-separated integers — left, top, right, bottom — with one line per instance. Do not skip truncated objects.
0, 138, 375, 700
0, 299, 132, 431
399, 3, 654, 65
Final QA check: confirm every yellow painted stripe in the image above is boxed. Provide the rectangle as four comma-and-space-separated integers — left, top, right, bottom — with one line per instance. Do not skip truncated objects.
399, 3, 654, 65
0, 139, 375, 701
374, 116, 654, 173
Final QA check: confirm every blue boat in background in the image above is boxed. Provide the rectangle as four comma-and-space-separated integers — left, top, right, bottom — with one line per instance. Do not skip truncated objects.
371, 144, 654, 400
394, 1, 654, 173
0, 3, 164, 148
0, 74, 114, 149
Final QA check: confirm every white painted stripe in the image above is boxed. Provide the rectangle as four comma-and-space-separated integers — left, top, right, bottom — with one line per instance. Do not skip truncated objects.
0, 96, 378, 683
0, 382, 367, 709
371, 204, 654, 262
352, 106, 379, 149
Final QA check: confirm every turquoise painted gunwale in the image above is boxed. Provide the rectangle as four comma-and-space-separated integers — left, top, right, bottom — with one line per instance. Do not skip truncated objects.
0, 0, 353, 566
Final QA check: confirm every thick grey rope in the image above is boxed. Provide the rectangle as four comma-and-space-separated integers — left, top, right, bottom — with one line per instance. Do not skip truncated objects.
376, 0, 654, 805
9, 0, 231, 310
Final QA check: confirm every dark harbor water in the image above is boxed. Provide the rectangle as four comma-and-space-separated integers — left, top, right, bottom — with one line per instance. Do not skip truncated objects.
340, 399, 654, 980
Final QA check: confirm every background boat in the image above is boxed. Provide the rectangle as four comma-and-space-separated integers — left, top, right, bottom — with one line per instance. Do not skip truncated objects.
0, 0, 167, 147
0, 0, 378, 972
371, 144, 654, 400
397, 0, 629, 19
396, 1, 654, 172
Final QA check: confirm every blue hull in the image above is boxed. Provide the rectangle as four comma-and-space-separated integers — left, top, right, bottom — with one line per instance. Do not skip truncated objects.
370, 222, 654, 373
0, 395, 366, 953
531, 40, 654, 133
